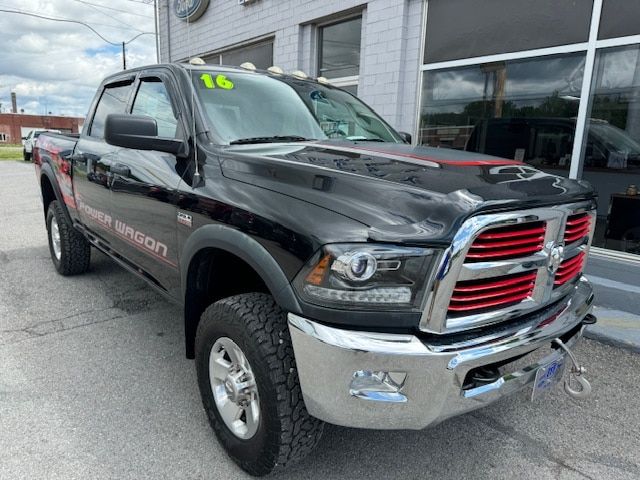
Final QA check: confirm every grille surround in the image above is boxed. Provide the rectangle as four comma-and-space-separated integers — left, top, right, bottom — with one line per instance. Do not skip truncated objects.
420, 201, 596, 334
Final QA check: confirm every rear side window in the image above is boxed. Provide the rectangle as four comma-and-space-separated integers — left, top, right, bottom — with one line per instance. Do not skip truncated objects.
90, 82, 133, 138
131, 78, 179, 138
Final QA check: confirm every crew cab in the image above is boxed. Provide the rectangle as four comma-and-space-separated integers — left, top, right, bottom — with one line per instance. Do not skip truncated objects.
34, 62, 597, 476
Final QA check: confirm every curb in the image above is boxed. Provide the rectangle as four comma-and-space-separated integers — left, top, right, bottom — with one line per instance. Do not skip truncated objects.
584, 328, 640, 354
584, 307, 640, 354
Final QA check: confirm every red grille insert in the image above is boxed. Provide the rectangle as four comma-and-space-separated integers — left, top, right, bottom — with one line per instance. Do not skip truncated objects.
554, 251, 586, 287
448, 271, 536, 313
564, 213, 591, 244
466, 221, 546, 262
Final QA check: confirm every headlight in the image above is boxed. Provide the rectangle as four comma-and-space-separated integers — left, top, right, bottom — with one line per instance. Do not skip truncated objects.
293, 244, 439, 311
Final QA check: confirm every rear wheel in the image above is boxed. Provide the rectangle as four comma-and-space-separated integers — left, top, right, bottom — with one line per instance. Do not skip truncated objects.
195, 293, 324, 476
46, 200, 91, 275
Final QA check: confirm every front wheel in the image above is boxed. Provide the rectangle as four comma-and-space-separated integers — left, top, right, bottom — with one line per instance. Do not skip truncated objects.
23, 149, 31, 161
195, 293, 324, 476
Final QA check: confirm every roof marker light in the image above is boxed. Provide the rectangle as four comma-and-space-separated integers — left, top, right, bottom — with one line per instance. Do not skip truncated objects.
267, 66, 284, 74
240, 62, 256, 71
291, 70, 308, 79
316, 76, 329, 84
189, 57, 206, 65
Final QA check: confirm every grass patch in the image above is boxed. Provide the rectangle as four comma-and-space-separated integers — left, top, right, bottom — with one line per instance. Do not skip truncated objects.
0, 144, 23, 161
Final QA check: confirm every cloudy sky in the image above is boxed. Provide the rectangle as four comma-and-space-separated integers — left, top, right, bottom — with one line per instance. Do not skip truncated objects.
0, 0, 157, 118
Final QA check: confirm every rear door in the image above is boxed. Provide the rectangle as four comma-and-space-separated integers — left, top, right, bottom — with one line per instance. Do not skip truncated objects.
108, 71, 185, 295
73, 78, 135, 247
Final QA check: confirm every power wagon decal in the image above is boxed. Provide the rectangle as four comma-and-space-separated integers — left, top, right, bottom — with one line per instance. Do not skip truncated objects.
76, 198, 174, 267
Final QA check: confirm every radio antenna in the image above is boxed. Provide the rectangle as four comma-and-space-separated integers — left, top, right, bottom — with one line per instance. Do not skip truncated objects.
186, 14, 202, 187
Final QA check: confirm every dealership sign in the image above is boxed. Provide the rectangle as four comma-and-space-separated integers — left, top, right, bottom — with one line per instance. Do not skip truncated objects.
174, 0, 210, 21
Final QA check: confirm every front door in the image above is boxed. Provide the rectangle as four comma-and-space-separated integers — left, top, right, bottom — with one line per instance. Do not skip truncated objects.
108, 72, 185, 296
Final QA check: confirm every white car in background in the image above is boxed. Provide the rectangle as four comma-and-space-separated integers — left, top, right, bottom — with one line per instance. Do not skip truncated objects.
22, 129, 60, 161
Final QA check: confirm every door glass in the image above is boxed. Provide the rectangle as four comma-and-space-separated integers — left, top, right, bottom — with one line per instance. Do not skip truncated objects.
90, 83, 133, 138
419, 52, 586, 176
581, 44, 640, 255
132, 79, 179, 138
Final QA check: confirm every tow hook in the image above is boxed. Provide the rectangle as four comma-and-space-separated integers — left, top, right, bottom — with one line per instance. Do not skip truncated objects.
552, 338, 592, 400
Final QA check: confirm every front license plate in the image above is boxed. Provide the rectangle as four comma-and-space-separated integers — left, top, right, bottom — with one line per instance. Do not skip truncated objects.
531, 355, 566, 401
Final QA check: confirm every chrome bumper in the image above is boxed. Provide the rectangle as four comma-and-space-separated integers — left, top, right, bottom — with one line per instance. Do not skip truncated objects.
288, 277, 594, 430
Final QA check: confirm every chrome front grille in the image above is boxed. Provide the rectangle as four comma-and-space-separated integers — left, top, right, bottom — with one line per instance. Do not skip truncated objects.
420, 201, 596, 334
448, 270, 537, 314
465, 221, 547, 262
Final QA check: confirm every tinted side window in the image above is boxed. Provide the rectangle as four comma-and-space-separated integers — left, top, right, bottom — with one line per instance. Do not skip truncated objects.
90, 83, 133, 138
131, 79, 179, 138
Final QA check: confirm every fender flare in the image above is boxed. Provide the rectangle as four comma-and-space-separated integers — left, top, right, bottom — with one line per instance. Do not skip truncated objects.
40, 162, 73, 225
180, 224, 302, 314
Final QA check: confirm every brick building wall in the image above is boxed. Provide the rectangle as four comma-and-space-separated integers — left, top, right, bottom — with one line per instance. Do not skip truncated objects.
0, 114, 84, 144
158, 0, 425, 134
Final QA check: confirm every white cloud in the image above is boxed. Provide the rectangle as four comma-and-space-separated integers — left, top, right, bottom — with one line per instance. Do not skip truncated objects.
0, 0, 157, 118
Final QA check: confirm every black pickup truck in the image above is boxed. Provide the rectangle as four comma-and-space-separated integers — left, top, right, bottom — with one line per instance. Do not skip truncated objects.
35, 62, 597, 476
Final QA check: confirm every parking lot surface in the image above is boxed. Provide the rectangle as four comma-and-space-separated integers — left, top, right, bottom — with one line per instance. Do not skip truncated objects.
1, 160, 639, 480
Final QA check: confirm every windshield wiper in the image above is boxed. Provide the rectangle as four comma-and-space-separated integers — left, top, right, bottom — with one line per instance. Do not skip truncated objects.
229, 135, 313, 145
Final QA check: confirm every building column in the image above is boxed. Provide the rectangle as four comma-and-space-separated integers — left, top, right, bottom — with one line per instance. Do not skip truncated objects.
358, 0, 425, 134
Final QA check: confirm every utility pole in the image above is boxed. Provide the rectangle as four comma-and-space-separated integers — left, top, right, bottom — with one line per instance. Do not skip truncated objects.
122, 42, 127, 70
154, 0, 160, 63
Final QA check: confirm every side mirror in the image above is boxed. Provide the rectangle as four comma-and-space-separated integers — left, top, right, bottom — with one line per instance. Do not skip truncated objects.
21, 136, 27, 141
105, 114, 186, 156
398, 131, 412, 144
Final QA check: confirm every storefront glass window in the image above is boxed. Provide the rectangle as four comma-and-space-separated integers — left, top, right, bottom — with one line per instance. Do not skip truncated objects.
319, 17, 362, 79
419, 53, 586, 176
581, 44, 640, 254
203, 41, 274, 70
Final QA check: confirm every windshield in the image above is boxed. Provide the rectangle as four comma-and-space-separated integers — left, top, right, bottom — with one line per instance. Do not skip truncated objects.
192, 70, 402, 144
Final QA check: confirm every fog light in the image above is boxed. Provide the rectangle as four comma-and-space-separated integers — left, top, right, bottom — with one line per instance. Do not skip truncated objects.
349, 370, 407, 403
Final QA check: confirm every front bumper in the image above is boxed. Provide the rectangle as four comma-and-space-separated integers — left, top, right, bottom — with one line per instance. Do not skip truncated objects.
288, 277, 594, 430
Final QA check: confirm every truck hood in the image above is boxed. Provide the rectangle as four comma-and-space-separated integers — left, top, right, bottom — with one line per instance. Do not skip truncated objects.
219, 141, 595, 244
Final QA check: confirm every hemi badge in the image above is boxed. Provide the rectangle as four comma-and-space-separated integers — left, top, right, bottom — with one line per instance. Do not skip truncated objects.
177, 212, 193, 228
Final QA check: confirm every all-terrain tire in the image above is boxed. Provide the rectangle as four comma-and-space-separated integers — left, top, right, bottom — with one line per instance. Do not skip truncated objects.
46, 200, 91, 275
195, 293, 324, 476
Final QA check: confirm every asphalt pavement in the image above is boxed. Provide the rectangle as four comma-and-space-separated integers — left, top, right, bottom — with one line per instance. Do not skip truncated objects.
1, 160, 639, 480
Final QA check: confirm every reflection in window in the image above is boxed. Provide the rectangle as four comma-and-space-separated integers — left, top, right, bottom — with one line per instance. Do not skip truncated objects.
132, 79, 179, 138
90, 83, 133, 138
318, 16, 361, 94
582, 44, 640, 254
203, 41, 274, 70
319, 17, 362, 79
419, 53, 586, 175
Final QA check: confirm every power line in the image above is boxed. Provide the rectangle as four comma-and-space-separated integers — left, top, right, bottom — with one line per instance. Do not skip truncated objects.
0, 8, 155, 45
70, 0, 152, 19
121, 0, 154, 5
0, 4, 148, 32
71, 0, 146, 33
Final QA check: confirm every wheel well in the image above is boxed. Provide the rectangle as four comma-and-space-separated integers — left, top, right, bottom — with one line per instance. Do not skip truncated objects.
184, 248, 269, 358
41, 175, 56, 218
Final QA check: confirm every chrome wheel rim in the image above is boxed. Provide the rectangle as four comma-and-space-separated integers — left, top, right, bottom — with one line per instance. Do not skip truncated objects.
209, 337, 260, 439
50, 216, 61, 260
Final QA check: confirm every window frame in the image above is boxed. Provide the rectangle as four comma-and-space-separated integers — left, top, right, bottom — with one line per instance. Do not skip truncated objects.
317, 14, 363, 93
